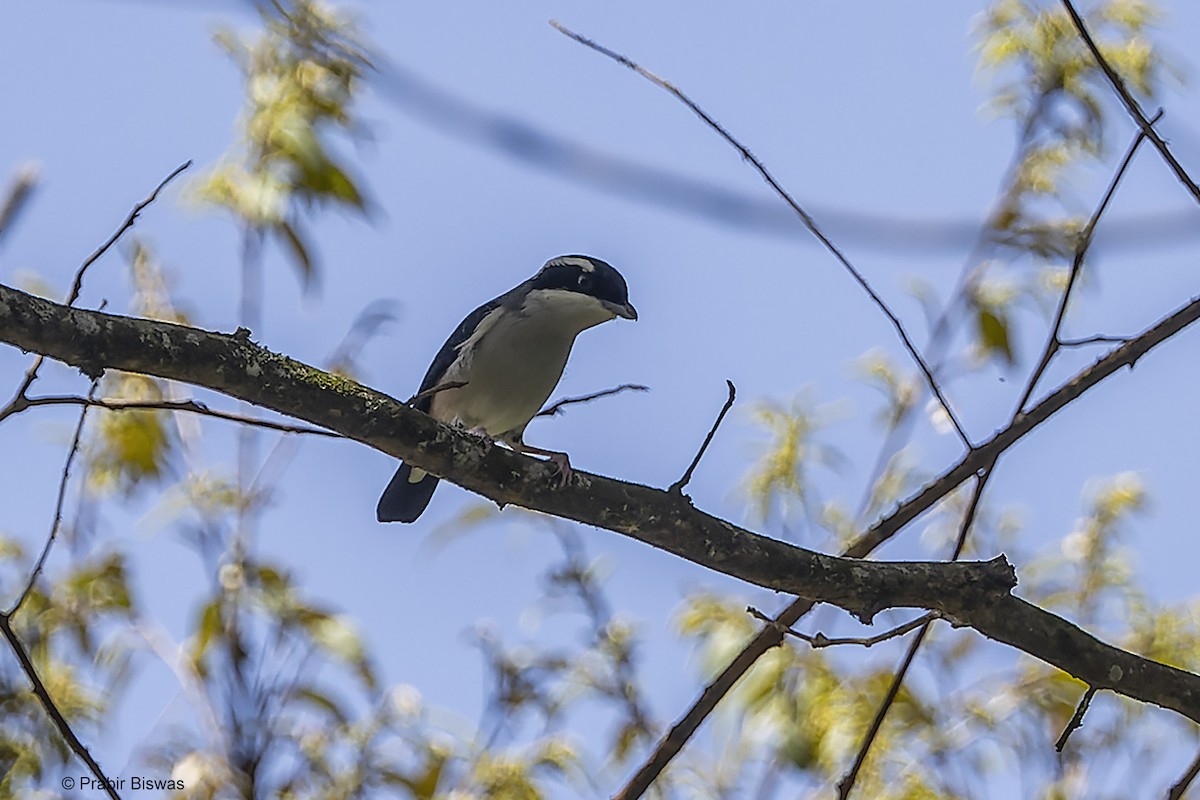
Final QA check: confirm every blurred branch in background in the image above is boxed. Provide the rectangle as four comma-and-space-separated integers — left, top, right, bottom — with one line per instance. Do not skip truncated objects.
0, 163, 39, 248
371, 55, 1200, 256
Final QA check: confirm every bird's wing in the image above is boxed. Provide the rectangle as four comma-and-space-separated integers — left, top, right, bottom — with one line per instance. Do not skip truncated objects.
413, 294, 506, 412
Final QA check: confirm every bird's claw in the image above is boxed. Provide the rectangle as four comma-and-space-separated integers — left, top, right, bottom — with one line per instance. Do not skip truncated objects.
548, 452, 572, 487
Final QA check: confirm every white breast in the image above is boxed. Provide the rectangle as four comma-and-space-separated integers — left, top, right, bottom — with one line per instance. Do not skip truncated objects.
429, 289, 616, 439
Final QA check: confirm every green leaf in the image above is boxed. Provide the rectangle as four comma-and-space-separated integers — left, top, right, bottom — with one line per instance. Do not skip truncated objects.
275, 220, 316, 289
191, 599, 223, 667
977, 308, 1014, 365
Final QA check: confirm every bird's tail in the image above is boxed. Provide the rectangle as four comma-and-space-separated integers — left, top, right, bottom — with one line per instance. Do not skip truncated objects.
376, 463, 440, 523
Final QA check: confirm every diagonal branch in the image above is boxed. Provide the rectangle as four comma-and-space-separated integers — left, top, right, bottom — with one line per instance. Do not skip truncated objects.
668, 380, 735, 495
6, 383, 98, 617
1060, 0, 1200, 205
1014, 113, 1158, 414
3, 285, 1200, 727
549, 20, 971, 449
0, 159, 192, 425
0, 614, 122, 800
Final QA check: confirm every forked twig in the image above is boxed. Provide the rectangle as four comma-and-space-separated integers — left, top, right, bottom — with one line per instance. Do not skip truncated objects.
1014, 113, 1159, 414
669, 380, 735, 495
837, 468, 992, 799
6, 383, 98, 617
748, 607, 937, 649
0, 161, 189, 800
0, 159, 192, 424
837, 622, 933, 800
550, 20, 971, 449
538, 382, 648, 417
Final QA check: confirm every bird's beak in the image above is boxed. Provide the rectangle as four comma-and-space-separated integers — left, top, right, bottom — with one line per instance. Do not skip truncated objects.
605, 300, 638, 321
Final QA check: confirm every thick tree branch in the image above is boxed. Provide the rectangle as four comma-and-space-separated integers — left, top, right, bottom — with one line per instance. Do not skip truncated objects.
2, 284, 1200, 727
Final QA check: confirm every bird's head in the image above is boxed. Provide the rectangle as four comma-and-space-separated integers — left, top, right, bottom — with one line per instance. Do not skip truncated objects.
527, 255, 638, 325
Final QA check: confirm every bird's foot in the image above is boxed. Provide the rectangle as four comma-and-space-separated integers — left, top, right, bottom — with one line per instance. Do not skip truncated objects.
546, 452, 572, 488
510, 441, 572, 487
465, 426, 493, 441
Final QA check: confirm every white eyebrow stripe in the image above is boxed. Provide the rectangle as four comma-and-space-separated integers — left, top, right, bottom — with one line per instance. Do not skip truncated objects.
548, 256, 595, 272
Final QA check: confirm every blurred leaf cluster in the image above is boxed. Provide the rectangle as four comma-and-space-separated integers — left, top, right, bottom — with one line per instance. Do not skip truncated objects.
0, 537, 135, 796
966, 0, 1173, 369
196, 0, 372, 287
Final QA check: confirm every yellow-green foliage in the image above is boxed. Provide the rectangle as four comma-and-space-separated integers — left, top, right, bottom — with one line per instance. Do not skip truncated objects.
195, 0, 372, 287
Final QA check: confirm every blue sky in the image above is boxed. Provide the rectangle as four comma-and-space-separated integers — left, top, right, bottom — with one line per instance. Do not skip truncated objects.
4, 0, 1200, 792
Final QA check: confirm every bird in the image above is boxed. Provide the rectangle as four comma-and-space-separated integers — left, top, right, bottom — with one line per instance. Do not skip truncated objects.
376, 254, 637, 523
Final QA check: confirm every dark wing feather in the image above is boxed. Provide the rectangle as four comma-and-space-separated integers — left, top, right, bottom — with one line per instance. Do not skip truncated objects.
376, 462, 439, 523
379, 284, 526, 523
412, 295, 506, 412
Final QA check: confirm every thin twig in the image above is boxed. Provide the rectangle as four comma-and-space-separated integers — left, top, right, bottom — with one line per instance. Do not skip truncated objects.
747, 607, 937, 649
1013, 114, 1158, 414
0, 159, 192, 424
69, 160, 192, 307
668, 380, 735, 495
14, 395, 339, 438
836, 622, 932, 800
837, 469, 993, 800
1060, 1, 1200, 207
6, 383, 98, 617
550, 20, 971, 449
1168, 747, 1200, 800
406, 380, 468, 406
0, 614, 122, 800
0, 161, 189, 800
1055, 686, 1097, 752
537, 382, 648, 417
1059, 334, 1134, 348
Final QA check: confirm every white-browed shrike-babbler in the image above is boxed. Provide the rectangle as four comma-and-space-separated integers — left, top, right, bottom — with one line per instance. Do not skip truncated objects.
376, 255, 637, 523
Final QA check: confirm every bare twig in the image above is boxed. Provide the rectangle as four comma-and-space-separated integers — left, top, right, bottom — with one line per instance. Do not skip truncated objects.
0, 613, 122, 800
0, 162, 39, 245
836, 469, 993, 800
406, 380, 468, 406
1059, 334, 1134, 348
1014, 114, 1158, 414
837, 623, 932, 800
0, 160, 192, 424
0, 161, 189, 800
1169, 748, 1200, 800
747, 607, 937, 649
1055, 686, 1097, 752
537, 382, 648, 417
1060, 1, 1200, 206
550, 20, 971, 449
14, 395, 339, 438
6, 384, 98, 617
69, 160, 192, 307
669, 380, 735, 495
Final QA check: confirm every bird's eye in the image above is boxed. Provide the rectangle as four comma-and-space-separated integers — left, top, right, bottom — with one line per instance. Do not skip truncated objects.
578, 273, 593, 291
